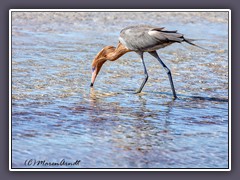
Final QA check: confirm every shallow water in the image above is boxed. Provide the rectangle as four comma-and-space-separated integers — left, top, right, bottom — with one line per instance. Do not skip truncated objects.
11, 11, 229, 169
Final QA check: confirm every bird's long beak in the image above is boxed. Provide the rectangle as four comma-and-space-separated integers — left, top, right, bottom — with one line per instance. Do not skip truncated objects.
90, 60, 106, 87
90, 67, 97, 87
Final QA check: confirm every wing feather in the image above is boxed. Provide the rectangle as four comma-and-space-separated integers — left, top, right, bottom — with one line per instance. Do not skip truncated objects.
119, 25, 185, 51
149, 28, 184, 43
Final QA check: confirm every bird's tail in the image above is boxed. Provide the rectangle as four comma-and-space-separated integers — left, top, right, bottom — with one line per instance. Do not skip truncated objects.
183, 38, 208, 51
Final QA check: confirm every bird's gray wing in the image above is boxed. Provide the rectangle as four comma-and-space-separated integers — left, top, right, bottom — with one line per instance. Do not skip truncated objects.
119, 25, 185, 51
119, 26, 165, 51
149, 28, 184, 43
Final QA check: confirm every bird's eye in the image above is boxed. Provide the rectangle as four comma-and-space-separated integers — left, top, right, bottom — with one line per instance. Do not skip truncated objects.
92, 67, 96, 72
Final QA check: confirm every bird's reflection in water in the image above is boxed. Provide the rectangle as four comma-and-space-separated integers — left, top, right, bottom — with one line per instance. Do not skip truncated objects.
88, 88, 176, 155
89, 87, 97, 101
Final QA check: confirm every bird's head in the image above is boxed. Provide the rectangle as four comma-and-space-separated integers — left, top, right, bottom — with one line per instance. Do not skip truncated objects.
90, 46, 115, 87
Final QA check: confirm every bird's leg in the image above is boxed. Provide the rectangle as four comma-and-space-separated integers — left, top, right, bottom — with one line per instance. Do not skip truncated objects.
148, 51, 177, 99
135, 52, 148, 93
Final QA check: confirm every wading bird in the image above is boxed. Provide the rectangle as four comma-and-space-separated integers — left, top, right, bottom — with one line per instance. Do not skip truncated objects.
90, 25, 203, 99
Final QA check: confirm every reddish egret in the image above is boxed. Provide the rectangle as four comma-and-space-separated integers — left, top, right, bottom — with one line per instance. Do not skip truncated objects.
90, 25, 202, 99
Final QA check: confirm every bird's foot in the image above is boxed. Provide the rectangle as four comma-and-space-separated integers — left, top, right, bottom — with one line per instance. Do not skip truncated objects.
172, 95, 178, 100
134, 90, 142, 94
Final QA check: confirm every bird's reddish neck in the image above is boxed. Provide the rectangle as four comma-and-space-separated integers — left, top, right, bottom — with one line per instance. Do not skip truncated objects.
92, 42, 130, 68
105, 42, 131, 61
91, 42, 130, 87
